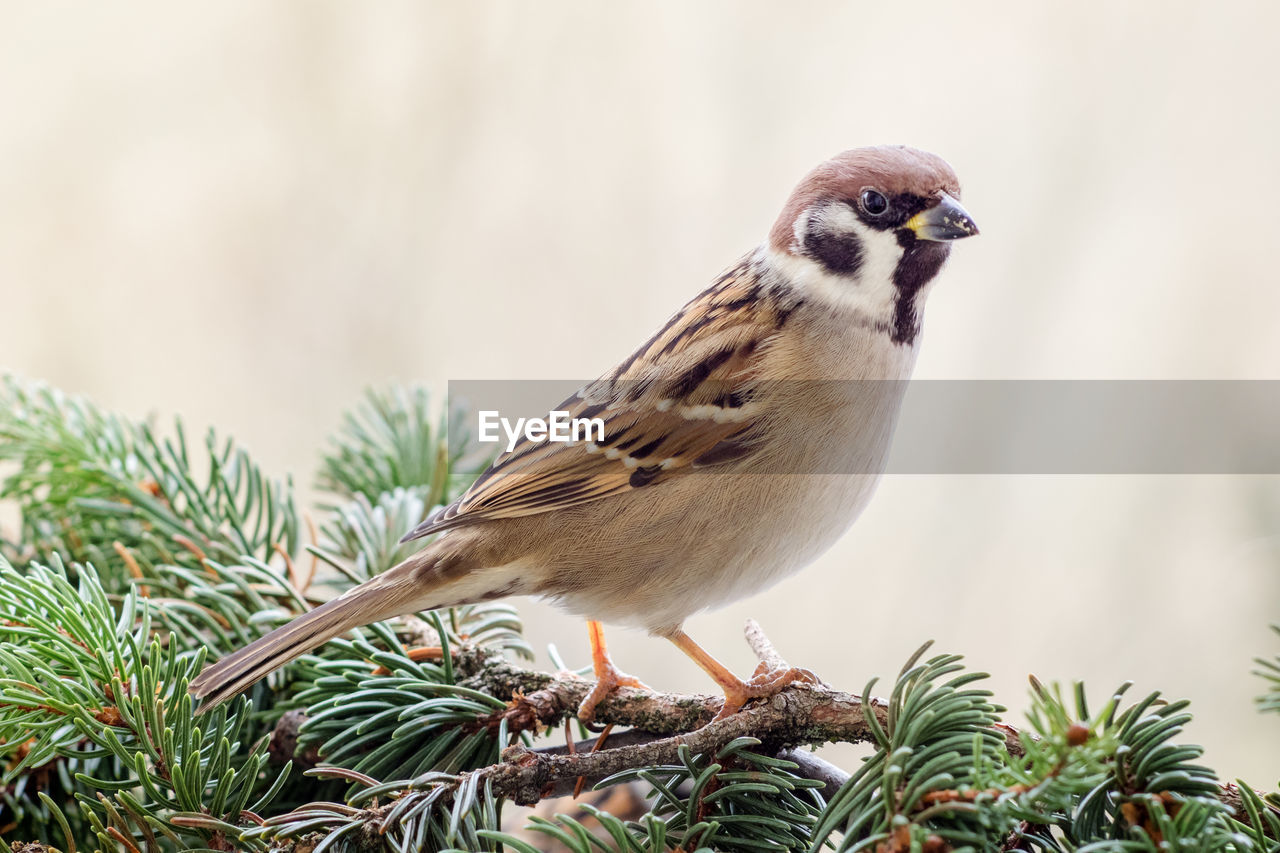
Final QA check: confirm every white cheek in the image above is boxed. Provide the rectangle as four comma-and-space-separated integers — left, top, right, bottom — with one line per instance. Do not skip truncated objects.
845, 218, 906, 295
771, 212, 906, 322
815, 201, 860, 232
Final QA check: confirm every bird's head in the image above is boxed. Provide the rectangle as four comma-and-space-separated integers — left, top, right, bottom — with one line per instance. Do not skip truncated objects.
767, 145, 978, 343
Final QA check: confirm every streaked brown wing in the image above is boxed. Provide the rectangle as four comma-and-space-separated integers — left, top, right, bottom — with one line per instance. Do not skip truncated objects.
402, 257, 789, 542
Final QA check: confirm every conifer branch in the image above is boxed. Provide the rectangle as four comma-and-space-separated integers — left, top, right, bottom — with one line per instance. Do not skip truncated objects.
2, 374, 1278, 852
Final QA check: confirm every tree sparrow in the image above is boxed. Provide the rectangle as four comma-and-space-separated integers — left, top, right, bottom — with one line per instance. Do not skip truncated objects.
191, 145, 978, 720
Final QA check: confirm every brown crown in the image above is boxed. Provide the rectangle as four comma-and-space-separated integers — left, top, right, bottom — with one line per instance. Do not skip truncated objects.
769, 146, 962, 251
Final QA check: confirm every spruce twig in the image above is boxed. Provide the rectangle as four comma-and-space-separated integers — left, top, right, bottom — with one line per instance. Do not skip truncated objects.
1, 374, 1277, 852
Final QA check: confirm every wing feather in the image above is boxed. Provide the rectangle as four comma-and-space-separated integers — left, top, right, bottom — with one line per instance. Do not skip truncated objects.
401, 257, 792, 542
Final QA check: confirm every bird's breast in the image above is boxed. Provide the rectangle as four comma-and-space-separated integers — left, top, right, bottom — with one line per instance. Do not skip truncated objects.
532, 321, 922, 630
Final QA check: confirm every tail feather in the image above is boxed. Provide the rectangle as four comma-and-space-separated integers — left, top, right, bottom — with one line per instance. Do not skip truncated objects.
189, 562, 439, 713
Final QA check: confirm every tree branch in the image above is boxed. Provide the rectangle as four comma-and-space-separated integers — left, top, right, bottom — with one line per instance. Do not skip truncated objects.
447, 620, 1023, 806
487, 687, 867, 805
778, 747, 851, 794
266, 620, 1277, 850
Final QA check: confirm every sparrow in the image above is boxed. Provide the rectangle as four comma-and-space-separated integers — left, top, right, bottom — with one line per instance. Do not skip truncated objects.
190, 145, 978, 721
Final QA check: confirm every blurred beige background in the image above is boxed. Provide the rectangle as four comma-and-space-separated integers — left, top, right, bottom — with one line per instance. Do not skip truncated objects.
3, 3, 1278, 782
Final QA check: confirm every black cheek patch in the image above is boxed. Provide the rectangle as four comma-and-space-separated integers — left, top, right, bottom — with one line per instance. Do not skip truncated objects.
805, 226, 864, 277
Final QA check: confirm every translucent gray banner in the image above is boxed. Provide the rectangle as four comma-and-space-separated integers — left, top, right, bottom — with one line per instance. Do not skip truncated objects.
447, 380, 1280, 474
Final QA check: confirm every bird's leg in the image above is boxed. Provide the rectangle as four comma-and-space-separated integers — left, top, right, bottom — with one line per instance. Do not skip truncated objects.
664, 627, 820, 721
576, 620, 649, 723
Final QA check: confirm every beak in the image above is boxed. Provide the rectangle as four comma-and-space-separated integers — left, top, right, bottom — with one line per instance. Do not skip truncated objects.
904, 193, 979, 242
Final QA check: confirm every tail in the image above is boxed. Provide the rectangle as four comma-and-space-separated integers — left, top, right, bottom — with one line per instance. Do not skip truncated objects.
189, 549, 461, 713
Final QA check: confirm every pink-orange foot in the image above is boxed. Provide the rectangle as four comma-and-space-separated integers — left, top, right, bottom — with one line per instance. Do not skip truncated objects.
717, 664, 821, 720
576, 620, 650, 723
664, 627, 822, 721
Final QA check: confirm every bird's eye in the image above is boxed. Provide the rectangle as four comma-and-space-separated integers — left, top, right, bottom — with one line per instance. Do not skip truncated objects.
859, 189, 888, 216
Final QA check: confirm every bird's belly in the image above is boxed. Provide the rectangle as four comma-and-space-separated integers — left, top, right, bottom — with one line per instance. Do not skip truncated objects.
532, 337, 914, 630
539, 467, 886, 631
667, 470, 885, 615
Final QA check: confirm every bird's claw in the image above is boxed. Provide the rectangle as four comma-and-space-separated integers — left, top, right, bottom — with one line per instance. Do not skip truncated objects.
576, 661, 649, 724
714, 665, 822, 721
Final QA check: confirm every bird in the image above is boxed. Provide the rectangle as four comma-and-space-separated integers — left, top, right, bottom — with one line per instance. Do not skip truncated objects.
190, 145, 978, 721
